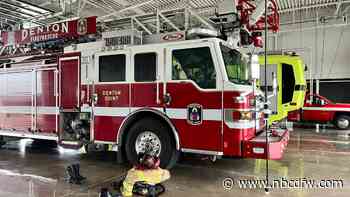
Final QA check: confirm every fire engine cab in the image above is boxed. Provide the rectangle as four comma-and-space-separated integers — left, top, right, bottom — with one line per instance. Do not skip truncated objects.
0, 0, 289, 168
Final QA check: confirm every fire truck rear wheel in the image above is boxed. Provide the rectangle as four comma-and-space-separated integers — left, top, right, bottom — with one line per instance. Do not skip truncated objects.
335, 115, 350, 130
125, 117, 178, 169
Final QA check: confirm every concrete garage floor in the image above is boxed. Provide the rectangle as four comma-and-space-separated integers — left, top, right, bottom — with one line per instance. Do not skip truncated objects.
0, 128, 349, 197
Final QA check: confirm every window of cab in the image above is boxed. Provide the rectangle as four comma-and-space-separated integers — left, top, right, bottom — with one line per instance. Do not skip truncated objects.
134, 53, 157, 82
99, 54, 126, 82
171, 47, 216, 89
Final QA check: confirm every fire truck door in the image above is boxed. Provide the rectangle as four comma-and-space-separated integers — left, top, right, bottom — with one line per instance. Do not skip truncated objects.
59, 56, 80, 110
131, 50, 162, 108
92, 52, 130, 142
164, 44, 222, 153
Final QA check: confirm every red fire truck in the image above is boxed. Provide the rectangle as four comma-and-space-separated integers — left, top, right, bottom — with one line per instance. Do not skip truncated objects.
0, 0, 288, 168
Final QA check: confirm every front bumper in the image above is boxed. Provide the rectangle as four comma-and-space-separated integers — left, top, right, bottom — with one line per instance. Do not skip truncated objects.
242, 128, 289, 160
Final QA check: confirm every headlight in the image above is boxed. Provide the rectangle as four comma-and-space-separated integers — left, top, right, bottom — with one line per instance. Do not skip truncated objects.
232, 111, 253, 120
241, 111, 253, 120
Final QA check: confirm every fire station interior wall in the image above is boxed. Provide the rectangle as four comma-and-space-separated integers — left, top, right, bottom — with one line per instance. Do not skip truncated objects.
263, 9, 350, 80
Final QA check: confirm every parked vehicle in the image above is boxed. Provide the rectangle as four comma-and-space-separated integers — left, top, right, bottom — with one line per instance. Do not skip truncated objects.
288, 93, 350, 130
0, 35, 290, 168
0, 0, 288, 168
259, 53, 307, 124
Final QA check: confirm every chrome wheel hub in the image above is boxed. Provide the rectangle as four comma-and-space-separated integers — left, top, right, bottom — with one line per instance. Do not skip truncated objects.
337, 119, 350, 129
135, 131, 161, 156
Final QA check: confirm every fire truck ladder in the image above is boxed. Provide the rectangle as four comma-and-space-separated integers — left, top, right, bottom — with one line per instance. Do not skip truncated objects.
99, 7, 216, 36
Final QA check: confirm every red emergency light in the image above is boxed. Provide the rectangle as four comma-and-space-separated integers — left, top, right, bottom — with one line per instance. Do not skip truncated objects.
237, 0, 280, 33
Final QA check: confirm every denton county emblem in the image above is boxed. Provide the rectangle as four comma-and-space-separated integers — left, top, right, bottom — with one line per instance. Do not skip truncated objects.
187, 104, 203, 125
77, 18, 88, 35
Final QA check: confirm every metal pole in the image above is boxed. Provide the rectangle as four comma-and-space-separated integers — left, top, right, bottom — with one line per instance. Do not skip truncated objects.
264, 0, 269, 192
316, 79, 320, 132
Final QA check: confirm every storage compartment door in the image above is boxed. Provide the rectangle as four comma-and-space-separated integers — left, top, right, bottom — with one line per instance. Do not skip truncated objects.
36, 68, 58, 133
59, 56, 80, 110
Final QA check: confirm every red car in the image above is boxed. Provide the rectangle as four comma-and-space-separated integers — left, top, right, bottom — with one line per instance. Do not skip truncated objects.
288, 94, 350, 130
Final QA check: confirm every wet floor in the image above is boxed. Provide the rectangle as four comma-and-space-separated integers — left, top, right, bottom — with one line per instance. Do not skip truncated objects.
0, 127, 350, 197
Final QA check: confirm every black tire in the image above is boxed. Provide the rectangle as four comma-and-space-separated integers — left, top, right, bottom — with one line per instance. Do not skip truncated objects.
125, 117, 178, 169
335, 115, 350, 130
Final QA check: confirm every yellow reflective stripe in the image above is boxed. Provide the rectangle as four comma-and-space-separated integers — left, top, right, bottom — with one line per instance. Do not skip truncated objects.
136, 170, 146, 180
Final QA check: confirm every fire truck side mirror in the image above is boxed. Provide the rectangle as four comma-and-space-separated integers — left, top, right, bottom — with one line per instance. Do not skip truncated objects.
92, 93, 98, 105
249, 54, 260, 80
272, 72, 278, 96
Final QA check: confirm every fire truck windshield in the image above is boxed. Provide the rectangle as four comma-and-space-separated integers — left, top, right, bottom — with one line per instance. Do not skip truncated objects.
220, 44, 250, 85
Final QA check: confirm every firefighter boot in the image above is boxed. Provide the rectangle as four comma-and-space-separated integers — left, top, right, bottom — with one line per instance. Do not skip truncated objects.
73, 163, 86, 181
99, 188, 112, 197
71, 164, 82, 184
66, 166, 76, 184
147, 185, 157, 197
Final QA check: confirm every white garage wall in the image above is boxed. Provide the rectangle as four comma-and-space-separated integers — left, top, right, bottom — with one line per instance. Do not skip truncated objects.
275, 24, 350, 80
262, 11, 350, 80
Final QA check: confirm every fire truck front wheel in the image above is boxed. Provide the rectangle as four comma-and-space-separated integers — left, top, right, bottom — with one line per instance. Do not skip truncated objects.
335, 115, 350, 130
125, 117, 178, 169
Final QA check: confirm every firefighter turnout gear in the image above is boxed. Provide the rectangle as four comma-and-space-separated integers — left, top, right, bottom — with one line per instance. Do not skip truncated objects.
121, 167, 170, 196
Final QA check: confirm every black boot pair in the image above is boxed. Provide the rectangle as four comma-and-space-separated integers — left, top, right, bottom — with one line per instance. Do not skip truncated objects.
133, 182, 165, 197
66, 163, 86, 184
98, 188, 122, 197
